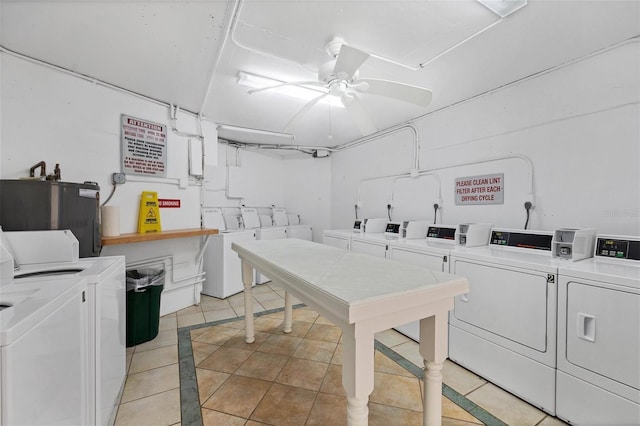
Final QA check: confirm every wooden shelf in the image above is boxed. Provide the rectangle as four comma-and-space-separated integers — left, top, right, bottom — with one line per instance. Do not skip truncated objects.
102, 228, 218, 246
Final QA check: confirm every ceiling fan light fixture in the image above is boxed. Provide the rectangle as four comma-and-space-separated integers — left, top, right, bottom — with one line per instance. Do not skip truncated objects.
237, 71, 343, 108
477, 0, 527, 18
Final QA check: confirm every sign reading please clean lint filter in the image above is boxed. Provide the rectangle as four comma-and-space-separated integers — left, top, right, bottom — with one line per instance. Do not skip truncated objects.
455, 173, 504, 205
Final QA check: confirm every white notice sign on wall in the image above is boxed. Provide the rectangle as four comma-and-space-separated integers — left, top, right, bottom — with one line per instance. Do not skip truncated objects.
455, 173, 504, 205
121, 115, 167, 177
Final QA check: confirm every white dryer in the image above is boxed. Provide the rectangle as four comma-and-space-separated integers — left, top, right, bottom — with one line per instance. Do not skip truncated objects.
202, 208, 256, 298
241, 207, 286, 284
322, 217, 382, 250
323, 223, 360, 251
448, 228, 558, 413
556, 235, 640, 425
349, 218, 392, 258
448, 228, 593, 414
387, 224, 458, 341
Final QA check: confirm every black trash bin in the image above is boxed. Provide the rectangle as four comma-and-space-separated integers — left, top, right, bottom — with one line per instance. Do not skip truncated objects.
126, 268, 165, 347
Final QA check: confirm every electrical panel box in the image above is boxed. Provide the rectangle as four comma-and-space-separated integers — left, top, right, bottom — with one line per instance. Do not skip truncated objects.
201, 120, 218, 167
189, 139, 203, 177
227, 166, 245, 198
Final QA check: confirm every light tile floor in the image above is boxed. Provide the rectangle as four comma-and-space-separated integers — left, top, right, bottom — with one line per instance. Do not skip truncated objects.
115, 283, 567, 426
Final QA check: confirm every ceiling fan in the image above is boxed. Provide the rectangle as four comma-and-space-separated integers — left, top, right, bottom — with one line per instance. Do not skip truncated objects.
247, 37, 433, 136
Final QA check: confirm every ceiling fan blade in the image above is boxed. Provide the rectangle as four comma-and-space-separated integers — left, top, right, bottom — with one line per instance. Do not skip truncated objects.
283, 92, 331, 132
333, 44, 370, 80
248, 80, 327, 95
341, 93, 378, 135
357, 78, 433, 106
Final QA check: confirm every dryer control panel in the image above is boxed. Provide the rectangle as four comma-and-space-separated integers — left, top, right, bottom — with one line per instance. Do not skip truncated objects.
490, 229, 553, 251
595, 236, 640, 261
427, 225, 457, 240
385, 221, 409, 239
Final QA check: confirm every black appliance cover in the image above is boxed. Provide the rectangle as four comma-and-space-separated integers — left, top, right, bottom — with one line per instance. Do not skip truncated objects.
0, 180, 101, 257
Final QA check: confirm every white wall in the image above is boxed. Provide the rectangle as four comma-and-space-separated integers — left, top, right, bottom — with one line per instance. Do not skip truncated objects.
282, 156, 332, 242
2, 36, 637, 314
202, 144, 285, 212
1, 54, 209, 313
1, 54, 205, 231
331, 40, 640, 236
0, 52, 332, 313
202, 144, 332, 242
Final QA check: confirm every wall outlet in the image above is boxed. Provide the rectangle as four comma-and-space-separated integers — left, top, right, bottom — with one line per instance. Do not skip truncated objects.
112, 172, 126, 185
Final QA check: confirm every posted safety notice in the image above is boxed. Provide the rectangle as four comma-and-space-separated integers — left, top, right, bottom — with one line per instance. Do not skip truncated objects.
121, 115, 167, 177
455, 173, 504, 205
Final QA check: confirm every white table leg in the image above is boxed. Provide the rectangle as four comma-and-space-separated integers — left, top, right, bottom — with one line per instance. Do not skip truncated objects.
419, 310, 449, 426
423, 360, 444, 426
241, 260, 255, 344
283, 291, 293, 334
341, 326, 374, 426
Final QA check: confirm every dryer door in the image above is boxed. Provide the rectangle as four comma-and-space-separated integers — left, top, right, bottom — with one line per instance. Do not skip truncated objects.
323, 234, 349, 251
388, 247, 445, 271
451, 259, 552, 352
565, 280, 640, 390
287, 226, 312, 241
351, 239, 387, 258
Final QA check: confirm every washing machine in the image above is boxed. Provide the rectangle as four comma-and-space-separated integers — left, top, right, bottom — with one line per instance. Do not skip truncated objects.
448, 227, 595, 415
241, 207, 287, 284
272, 208, 312, 241
3, 229, 126, 426
202, 208, 256, 298
1, 277, 89, 425
556, 235, 640, 425
387, 224, 458, 341
0, 234, 91, 425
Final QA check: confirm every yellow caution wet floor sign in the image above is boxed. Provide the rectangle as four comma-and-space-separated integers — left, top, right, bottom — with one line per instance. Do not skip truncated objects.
137, 191, 162, 233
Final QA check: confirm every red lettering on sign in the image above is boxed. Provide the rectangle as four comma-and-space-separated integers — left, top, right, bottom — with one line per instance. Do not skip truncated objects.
158, 199, 181, 208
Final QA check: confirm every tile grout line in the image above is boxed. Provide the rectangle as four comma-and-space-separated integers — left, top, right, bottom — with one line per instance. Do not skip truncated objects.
374, 340, 508, 426
178, 306, 506, 426
177, 326, 201, 426
177, 304, 306, 426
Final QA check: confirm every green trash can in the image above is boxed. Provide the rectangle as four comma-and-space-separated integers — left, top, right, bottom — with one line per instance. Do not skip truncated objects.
126, 268, 165, 347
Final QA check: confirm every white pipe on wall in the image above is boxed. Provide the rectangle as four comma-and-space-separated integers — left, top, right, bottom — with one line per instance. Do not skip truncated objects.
169, 104, 203, 139
126, 255, 206, 286
423, 154, 535, 202
390, 172, 442, 206
339, 123, 420, 170
199, 0, 241, 112
0, 44, 175, 111
355, 153, 535, 219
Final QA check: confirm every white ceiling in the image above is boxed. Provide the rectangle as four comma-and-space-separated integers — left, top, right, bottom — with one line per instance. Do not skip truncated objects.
1, 0, 639, 151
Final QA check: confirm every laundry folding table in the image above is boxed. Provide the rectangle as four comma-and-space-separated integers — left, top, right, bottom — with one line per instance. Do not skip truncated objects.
232, 238, 469, 426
